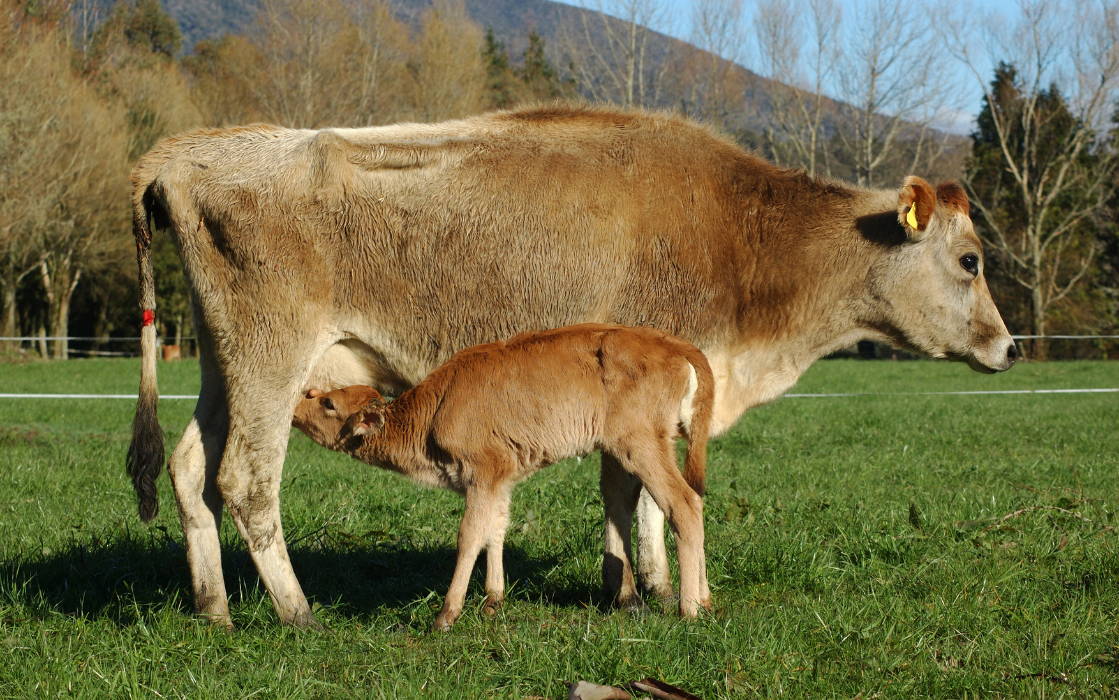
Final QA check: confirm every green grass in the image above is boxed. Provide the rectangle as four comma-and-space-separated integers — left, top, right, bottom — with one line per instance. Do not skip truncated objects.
0, 358, 1116, 697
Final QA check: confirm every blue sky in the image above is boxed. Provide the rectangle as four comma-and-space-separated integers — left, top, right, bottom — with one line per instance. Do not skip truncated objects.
559, 0, 1022, 134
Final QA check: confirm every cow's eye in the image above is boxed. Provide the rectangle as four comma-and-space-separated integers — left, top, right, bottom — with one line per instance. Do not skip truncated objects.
320, 397, 335, 411
959, 253, 979, 276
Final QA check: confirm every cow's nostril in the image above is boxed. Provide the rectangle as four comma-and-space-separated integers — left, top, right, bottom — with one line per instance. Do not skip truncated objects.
1006, 343, 1019, 363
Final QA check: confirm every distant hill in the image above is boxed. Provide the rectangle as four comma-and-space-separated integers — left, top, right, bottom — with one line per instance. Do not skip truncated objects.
101, 0, 965, 179
141, 0, 825, 137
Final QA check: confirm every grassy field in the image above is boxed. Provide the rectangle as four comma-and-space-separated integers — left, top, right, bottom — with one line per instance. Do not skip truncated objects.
0, 358, 1116, 697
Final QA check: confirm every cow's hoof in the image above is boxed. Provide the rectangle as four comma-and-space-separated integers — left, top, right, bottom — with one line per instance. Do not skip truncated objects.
642, 584, 676, 605
289, 610, 325, 630
199, 613, 234, 631
611, 591, 644, 610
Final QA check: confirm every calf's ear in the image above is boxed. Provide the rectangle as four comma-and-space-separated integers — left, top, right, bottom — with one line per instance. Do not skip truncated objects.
897, 176, 935, 239
305, 388, 323, 399
351, 411, 386, 437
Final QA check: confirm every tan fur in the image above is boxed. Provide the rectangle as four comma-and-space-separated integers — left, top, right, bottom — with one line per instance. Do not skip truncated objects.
127, 103, 1014, 626
295, 324, 715, 629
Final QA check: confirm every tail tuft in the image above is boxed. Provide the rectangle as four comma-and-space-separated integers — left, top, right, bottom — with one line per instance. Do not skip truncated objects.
127, 389, 164, 521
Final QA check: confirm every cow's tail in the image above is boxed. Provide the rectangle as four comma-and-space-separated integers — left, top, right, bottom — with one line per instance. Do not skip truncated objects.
680, 345, 714, 497
126, 176, 165, 522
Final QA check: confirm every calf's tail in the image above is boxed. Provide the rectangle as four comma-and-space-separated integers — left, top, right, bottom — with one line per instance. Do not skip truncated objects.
126, 181, 165, 521
681, 346, 714, 497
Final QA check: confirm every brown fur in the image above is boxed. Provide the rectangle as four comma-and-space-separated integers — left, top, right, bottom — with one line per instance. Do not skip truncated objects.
937, 181, 970, 216
294, 324, 714, 629
126, 103, 1014, 627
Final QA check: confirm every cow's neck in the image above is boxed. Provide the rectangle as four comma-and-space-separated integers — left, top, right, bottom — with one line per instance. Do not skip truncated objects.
705, 187, 894, 433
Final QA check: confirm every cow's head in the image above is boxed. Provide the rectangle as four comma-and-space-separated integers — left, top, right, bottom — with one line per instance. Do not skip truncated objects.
863, 177, 1016, 373
293, 385, 384, 448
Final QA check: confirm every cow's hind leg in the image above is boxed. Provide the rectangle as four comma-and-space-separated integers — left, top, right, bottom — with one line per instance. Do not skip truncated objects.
624, 440, 708, 616
214, 344, 326, 628
218, 415, 317, 627
168, 349, 231, 625
600, 453, 642, 608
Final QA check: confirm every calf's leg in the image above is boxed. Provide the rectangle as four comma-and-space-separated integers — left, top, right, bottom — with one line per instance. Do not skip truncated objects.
483, 486, 512, 616
436, 484, 507, 630
600, 454, 642, 608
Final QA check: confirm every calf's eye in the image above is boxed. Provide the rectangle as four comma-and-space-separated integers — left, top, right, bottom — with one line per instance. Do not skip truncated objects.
959, 253, 979, 276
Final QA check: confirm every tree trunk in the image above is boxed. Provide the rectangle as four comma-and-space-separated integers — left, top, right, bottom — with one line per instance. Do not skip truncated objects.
1031, 285, 1048, 361
39, 256, 80, 360
1, 285, 15, 338
1, 284, 16, 354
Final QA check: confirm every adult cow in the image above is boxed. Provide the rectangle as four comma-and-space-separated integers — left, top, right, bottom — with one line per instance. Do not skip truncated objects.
127, 105, 1015, 628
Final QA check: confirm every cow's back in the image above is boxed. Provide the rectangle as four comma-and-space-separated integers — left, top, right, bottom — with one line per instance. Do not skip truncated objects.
137, 106, 810, 387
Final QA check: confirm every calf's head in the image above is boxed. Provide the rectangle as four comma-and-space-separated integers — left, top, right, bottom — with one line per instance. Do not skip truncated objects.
338, 402, 390, 446
293, 385, 384, 448
862, 177, 1016, 373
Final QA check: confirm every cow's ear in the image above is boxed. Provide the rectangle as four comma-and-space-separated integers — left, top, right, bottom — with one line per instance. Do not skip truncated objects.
305, 388, 323, 399
897, 176, 935, 239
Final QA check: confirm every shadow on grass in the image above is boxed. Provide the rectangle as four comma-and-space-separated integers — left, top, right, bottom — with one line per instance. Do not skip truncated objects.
0, 527, 601, 626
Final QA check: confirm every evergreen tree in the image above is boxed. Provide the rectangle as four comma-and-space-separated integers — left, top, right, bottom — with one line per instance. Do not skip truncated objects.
482, 28, 516, 109
966, 61, 1112, 358
94, 0, 182, 59
518, 32, 571, 101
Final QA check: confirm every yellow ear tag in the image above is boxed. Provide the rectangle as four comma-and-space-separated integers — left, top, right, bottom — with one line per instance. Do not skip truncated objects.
906, 203, 919, 230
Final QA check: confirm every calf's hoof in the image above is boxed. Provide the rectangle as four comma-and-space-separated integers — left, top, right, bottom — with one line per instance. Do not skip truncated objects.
433, 607, 460, 631
482, 596, 504, 617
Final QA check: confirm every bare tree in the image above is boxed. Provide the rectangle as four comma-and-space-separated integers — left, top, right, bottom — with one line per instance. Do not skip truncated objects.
831, 0, 960, 187
0, 8, 131, 357
559, 0, 674, 108
752, 0, 841, 177
675, 0, 749, 130
408, 0, 488, 122
240, 0, 412, 128
949, 0, 1119, 358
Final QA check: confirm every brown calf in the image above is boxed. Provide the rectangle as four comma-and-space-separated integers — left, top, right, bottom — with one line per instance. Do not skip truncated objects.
293, 323, 715, 630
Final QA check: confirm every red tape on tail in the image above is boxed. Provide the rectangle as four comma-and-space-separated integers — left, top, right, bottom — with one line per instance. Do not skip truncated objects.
142, 309, 155, 327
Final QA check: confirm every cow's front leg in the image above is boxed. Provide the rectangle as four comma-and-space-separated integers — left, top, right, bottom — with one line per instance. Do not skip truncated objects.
600, 454, 642, 608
